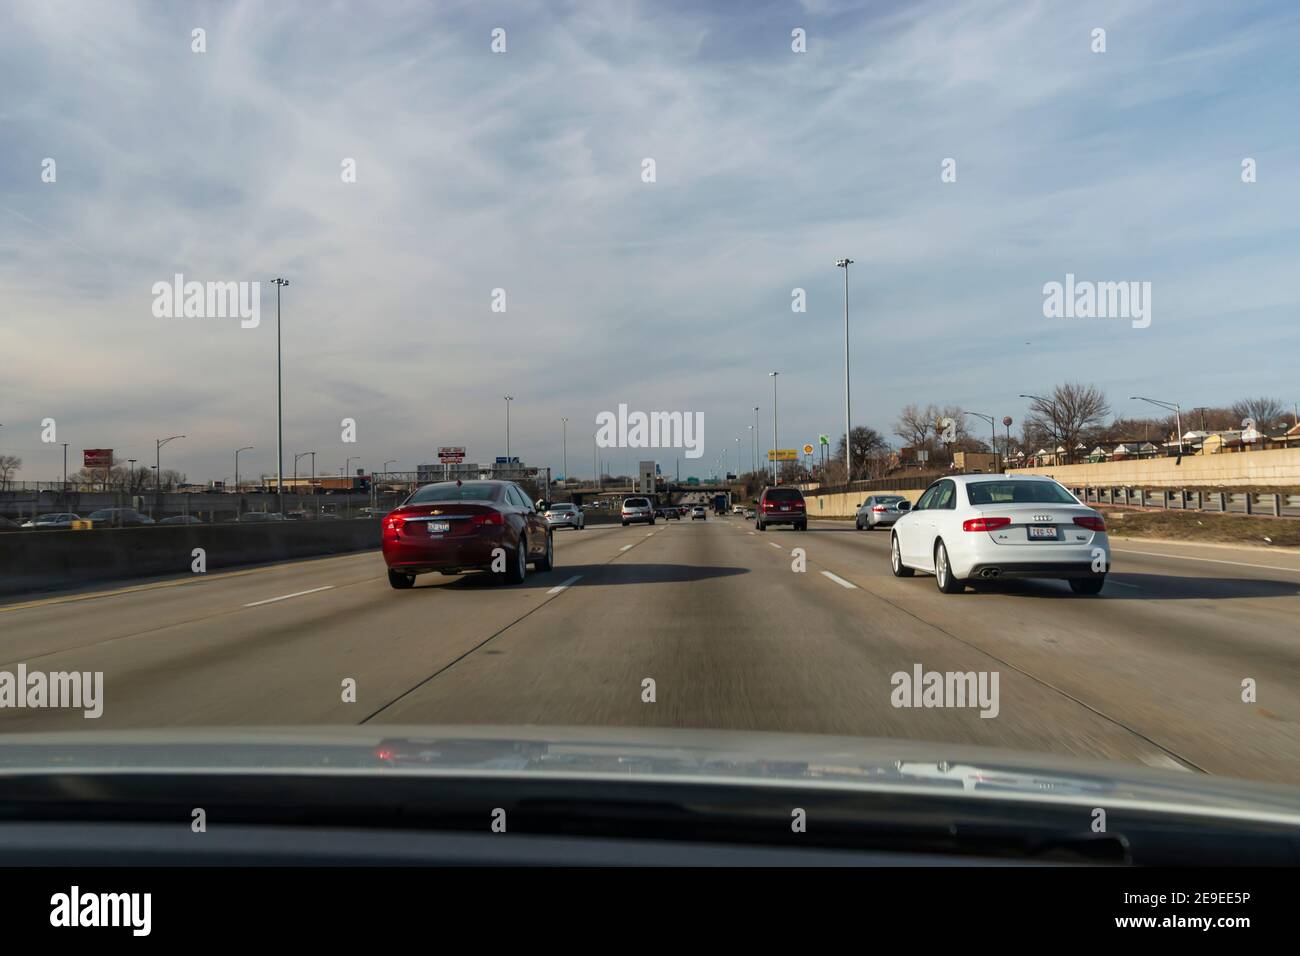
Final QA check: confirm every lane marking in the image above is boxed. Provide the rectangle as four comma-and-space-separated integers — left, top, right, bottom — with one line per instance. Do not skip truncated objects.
619, 544, 634, 552
243, 585, 334, 608
547, 575, 582, 594
768, 542, 783, 549
1139, 753, 1193, 772
820, 570, 858, 590
747, 531, 756, 536
1113, 548, 1300, 575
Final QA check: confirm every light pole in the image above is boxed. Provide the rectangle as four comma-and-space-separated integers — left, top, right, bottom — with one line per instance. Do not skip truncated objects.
345, 456, 359, 480
127, 459, 137, 495
734, 437, 740, 478
748, 424, 755, 476
836, 257, 854, 482
1019, 394, 1058, 463
236, 446, 253, 494
561, 417, 568, 482
769, 372, 779, 484
753, 406, 760, 482
383, 459, 397, 474
1131, 396, 1184, 455
1001, 417, 1012, 470
271, 276, 289, 516
504, 396, 514, 460
962, 411, 997, 473
294, 451, 314, 489
155, 435, 184, 518
61, 442, 68, 493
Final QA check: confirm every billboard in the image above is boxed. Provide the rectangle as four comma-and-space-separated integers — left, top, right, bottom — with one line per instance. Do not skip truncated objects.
84, 449, 113, 469
438, 446, 466, 462
767, 449, 798, 461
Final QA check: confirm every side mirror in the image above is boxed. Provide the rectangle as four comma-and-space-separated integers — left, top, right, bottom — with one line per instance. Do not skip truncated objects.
897, 500, 912, 512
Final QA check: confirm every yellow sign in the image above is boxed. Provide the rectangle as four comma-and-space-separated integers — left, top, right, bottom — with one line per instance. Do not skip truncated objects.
802, 444, 814, 455
767, 449, 799, 461
71, 520, 94, 530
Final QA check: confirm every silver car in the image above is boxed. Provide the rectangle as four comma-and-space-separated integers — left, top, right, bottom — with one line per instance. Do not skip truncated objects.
621, 497, 655, 526
855, 495, 911, 530
545, 502, 585, 530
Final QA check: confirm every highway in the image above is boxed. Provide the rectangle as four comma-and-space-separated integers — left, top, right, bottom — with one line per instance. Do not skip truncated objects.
2, 516, 1299, 785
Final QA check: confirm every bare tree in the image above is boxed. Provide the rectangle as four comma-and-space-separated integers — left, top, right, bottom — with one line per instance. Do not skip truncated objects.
1231, 396, 1287, 428
836, 426, 889, 481
894, 403, 937, 449
1025, 383, 1111, 463
0, 454, 20, 490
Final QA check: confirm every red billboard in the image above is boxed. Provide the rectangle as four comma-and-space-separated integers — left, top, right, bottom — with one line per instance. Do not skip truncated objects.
83, 449, 113, 469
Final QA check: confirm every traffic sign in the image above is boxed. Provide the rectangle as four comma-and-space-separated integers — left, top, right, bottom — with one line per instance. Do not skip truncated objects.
802, 444, 814, 455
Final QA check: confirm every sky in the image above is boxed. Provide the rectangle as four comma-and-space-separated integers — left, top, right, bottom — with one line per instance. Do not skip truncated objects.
2, 0, 1298, 484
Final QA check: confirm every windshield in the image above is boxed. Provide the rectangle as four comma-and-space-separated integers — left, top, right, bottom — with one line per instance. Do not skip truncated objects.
966, 481, 1079, 506
2, 1, 1299, 877
406, 483, 500, 504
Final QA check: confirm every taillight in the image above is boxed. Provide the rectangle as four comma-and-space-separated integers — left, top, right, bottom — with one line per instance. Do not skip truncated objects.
963, 517, 1012, 532
1073, 515, 1106, 532
471, 511, 505, 527
871, 505, 886, 513
384, 515, 405, 533
793, 499, 804, 509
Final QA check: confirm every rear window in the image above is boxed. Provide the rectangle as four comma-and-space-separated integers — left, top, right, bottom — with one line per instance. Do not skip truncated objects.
623, 498, 650, 508
764, 488, 804, 502
550, 504, 574, 511
965, 481, 1077, 505
407, 483, 501, 504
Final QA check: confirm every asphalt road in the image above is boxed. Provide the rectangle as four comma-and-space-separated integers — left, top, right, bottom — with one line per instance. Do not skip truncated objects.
2, 516, 1298, 785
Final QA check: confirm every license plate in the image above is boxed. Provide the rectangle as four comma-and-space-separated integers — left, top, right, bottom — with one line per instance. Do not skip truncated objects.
1027, 525, 1058, 540
780, 505, 790, 511
427, 521, 450, 534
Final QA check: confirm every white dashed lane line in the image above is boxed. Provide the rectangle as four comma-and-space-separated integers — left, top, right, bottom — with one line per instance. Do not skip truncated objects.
619, 545, 634, 552
547, 575, 583, 595
820, 571, 858, 590
243, 586, 335, 608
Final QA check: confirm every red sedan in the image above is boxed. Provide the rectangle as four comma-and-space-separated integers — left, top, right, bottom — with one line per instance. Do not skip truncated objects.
382, 480, 553, 589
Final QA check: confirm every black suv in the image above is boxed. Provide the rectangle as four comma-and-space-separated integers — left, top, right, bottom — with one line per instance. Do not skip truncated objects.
756, 486, 806, 531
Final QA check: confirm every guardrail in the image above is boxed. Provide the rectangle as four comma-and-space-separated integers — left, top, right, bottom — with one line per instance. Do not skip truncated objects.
1073, 487, 1300, 519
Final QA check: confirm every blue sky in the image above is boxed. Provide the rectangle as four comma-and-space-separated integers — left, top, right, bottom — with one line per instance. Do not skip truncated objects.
2, 0, 1298, 482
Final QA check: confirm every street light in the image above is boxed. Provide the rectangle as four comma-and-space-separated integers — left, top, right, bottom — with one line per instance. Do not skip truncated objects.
835, 257, 854, 482
1019, 394, 1059, 463
155, 435, 185, 518
753, 406, 760, 482
270, 276, 290, 515
1131, 396, 1184, 455
504, 396, 514, 460
769, 372, 779, 484
382, 459, 397, 474
235, 446, 253, 494
294, 451, 314, 489
747, 424, 755, 475
345, 456, 359, 477
962, 411, 997, 472
561, 417, 568, 483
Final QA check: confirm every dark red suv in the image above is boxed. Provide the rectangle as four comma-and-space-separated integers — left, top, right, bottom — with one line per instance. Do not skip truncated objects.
756, 486, 806, 531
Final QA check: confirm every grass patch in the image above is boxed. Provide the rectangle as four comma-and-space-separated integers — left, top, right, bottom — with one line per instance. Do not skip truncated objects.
1099, 507, 1300, 547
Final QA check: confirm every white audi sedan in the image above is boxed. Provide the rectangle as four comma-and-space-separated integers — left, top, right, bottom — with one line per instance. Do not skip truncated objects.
889, 475, 1110, 595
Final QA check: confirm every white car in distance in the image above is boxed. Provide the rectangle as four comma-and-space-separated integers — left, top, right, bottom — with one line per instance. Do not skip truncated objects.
889, 475, 1110, 595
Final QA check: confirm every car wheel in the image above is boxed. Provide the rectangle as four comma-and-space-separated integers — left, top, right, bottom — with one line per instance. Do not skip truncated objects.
1070, 575, 1105, 595
890, 535, 914, 577
757, 520, 765, 531
934, 540, 964, 594
622, 520, 628, 526
387, 569, 415, 589
796, 521, 807, 531
504, 536, 527, 584
856, 517, 863, 530
534, 532, 554, 572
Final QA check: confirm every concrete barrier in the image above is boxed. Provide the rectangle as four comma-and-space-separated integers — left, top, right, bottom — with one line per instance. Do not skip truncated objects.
1015, 446, 1300, 488
0, 519, 382, 597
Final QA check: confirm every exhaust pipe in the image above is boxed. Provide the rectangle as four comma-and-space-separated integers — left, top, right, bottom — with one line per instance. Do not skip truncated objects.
980, 568, 1001, 578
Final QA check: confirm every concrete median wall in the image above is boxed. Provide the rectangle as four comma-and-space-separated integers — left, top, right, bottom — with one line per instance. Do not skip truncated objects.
1015, 446, 1300, 488
804, 488, 925, 519
0, 519, 381, 597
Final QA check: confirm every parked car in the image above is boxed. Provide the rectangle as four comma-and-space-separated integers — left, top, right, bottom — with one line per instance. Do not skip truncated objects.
889, 475, 1109, 595
544, 502, 585, 530
755, 486, 806, 531
855, 495, 911, 531
158, 515, 203, 525
86, 508, 153, 527
382, 480, 552, 588
621, 497, 655, 526
21, 513, 82, 530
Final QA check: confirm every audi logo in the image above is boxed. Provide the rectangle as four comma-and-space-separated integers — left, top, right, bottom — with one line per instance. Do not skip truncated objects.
1032, 514, 1053, 522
